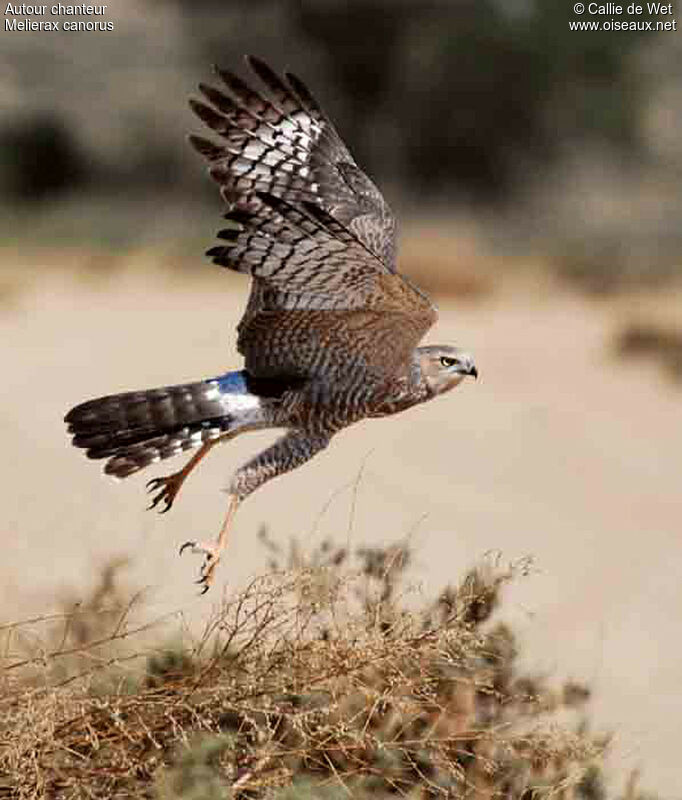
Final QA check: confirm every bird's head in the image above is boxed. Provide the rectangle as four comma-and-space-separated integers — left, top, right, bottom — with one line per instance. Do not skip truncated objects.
416, 345, 478, 396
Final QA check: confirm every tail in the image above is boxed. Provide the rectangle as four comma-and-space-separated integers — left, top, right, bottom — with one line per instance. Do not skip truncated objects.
65, 371, 263, 478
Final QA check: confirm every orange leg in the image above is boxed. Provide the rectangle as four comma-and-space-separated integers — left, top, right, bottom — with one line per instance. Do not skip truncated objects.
175, 431, 331, 593
146, 424, 265, 513
146, 439, 219, 513
179, 493, 240, 593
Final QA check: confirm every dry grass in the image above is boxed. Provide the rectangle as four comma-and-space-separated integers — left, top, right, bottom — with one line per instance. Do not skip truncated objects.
0, 540, 649, 799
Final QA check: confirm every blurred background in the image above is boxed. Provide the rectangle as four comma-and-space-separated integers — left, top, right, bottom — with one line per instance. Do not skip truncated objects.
3, 0, 682, 285
2, 0, 681, 794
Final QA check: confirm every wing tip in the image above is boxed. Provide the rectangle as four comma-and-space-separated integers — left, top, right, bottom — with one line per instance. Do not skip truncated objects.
187, 133, 224, 161
216, 228, 240, 242
244, 54, 263, 71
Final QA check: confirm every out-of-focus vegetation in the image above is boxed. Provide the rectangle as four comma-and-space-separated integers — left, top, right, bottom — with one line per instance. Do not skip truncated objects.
0, 540, 661, 798
615, 321, 682, 382
1, 0, 681, 289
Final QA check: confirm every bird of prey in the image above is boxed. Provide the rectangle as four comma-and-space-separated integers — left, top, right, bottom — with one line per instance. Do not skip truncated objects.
65, 56, 478, 592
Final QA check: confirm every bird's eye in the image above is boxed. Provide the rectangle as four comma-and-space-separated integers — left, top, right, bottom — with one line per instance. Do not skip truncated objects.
440, 356, 457, 368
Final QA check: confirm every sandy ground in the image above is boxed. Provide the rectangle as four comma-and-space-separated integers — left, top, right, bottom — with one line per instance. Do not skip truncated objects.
2, 252, 681, 795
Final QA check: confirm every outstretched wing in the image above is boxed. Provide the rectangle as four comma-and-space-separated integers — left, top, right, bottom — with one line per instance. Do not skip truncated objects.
189, 56, 436, 380
190, 55, 397, 269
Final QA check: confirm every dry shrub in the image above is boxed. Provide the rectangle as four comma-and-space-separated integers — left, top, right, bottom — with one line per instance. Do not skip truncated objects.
614, 322, 682, 383
0, 558, 155, 693
0, 542, 650, 799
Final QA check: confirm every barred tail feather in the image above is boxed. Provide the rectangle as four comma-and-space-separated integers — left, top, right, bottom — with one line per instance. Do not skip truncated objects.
65, 372, 263, 478
100, 424, 229, 479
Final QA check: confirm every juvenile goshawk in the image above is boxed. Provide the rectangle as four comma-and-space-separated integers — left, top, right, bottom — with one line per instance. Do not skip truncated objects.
65, 56, 478, 592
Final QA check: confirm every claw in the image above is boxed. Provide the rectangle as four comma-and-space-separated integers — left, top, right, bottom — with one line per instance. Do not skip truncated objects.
147, 494, 171, 513
146, 474, 181, 514
179, 540, 220, 593
175, 493, 239, 595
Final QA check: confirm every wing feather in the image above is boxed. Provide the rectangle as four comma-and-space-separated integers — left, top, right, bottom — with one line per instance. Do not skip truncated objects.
189, 57, 436, 380
189, 56, 398, 269
207, 192, 385, 308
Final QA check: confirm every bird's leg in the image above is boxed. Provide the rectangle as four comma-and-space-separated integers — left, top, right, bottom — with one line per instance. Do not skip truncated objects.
146, 424, 266, 513
147, 439, 218, 513
179, 493, 240, 593
180, 430, 331, 592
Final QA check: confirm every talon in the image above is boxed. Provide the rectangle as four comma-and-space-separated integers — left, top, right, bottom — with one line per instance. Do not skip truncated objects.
147, 493, 170, 513
179, 540, 196, 556
176, 494, 238, 594
145, 473, 183, 514
179, 539, 220, 592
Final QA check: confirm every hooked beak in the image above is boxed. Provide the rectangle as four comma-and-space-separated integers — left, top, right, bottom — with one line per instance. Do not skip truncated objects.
468, 365, 478, 380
